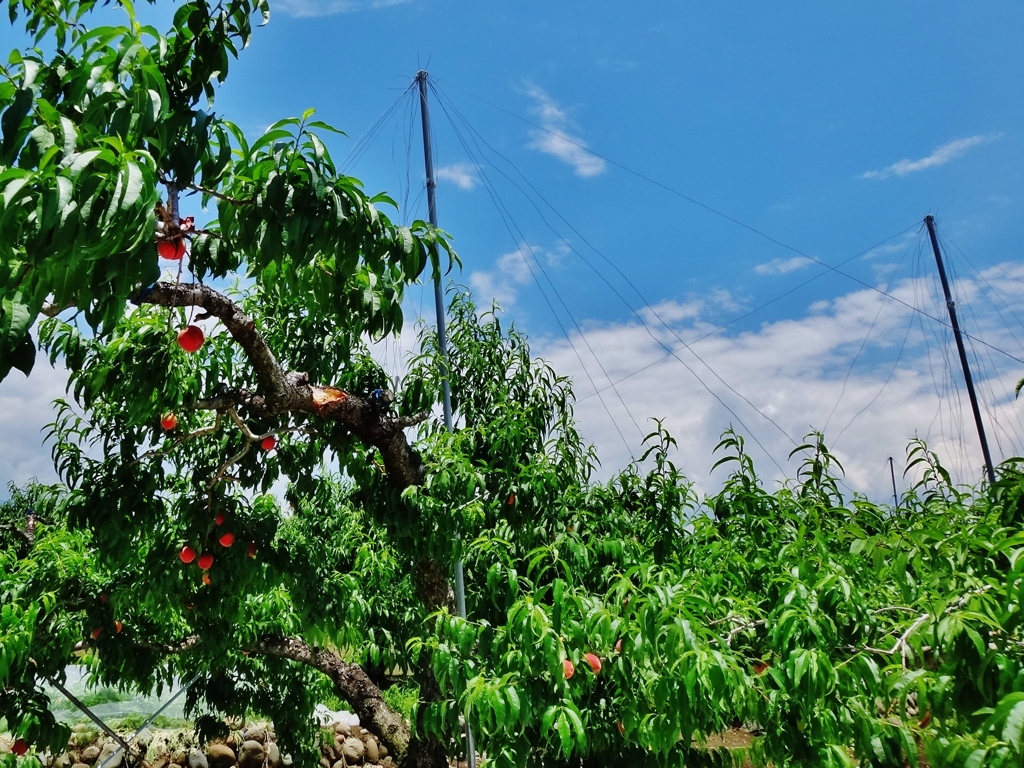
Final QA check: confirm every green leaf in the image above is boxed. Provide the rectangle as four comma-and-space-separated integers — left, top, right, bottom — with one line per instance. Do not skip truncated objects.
9, 334, 35, 376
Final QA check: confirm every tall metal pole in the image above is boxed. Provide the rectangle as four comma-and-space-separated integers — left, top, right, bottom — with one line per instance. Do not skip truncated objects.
924, 215, 996, 485
417, 70, 476, 768
888, 456, 898, 509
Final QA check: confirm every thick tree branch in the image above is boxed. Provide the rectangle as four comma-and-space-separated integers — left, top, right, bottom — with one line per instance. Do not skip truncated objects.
135, 281, 428, 487
141, 282, 288, 399
130, 283, 453, 766
250, 635, 447, 768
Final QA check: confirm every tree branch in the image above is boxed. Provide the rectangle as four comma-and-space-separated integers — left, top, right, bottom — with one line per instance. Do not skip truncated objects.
140, 282, 288, 399
134, 282, 427, 487
248, 635, 451, 768
185, 182, 253, 206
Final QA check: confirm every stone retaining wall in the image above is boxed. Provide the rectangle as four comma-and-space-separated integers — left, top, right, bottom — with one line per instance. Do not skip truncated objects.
11, 720, 393, 768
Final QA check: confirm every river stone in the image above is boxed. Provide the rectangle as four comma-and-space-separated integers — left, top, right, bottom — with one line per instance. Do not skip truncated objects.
331, 761, 345, 768
334, 724, 350, 738
237, 740, 265, 768
186, 747, 208, 768
381, 758, 394, 768
53, 753, 72, 768
97, 742, 123, 768
267, 742, 281, 767
150, 758, 168, 768
71, 765, 90, 768
364, 738, 379, 764
378, 744, 388, 758
281, 752, 292, 767
342, 737, 365, 762
205, 743, 235, 768
243, 727, 267, 744
325, 738, 340, 761
319, 759, 330, 768
81, 746, 101, 764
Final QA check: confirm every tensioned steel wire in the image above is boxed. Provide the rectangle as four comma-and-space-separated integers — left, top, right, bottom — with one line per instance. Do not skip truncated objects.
824, 235, 918, 447
425, 82, 644, 458
428, 80, 958, 481
338, 75, 1024, 491
938, 231, 1024, 459
430, 83, 801, 458
360, 80, 643, 458
441, 80, 1024, 370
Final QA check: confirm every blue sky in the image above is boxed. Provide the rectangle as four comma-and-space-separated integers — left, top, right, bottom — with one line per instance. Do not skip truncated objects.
4, 1, 1024, 500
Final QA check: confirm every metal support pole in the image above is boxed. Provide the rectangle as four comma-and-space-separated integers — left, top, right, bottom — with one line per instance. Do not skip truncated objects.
924, 215, 996, 485
46, 676, 136, 761
98, 673, 202, 768
416, 70, 476, 768
888, 456, 898, 509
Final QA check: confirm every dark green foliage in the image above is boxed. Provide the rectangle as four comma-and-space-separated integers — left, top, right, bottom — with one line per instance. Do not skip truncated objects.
6, 1, 1024, 766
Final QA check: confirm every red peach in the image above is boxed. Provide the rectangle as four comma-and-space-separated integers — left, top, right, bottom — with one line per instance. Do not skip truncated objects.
197, 552, 214, 570
584, 653, 602, 675
160, 413, 178, 431
218, 532, 235, 548
12, 739, 28, 756
176, 325, 204, 353
563, 659, 575, 680
260, 435, 277, 451
179, 546, 197, 564
157, 240, 186, 260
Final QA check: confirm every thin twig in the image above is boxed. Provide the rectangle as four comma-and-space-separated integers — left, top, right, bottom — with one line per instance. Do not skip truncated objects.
131, 413, 223, 465
724, 619, 766, 648
227, 407, 261, 441
185, 182, 252, 206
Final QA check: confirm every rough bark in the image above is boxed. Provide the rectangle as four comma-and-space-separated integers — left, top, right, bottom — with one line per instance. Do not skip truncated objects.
251, 636, 447, 768
137, 282, 427, 487
134, 282, 453, 768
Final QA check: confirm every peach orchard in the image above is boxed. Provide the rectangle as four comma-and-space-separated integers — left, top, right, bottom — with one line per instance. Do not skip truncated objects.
4, 2, 1024, 767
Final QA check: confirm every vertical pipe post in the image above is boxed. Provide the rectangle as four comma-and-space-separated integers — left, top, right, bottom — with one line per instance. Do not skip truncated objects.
416, 70, 476, 768
888, 456, 898, 509
924, 215, 996, 485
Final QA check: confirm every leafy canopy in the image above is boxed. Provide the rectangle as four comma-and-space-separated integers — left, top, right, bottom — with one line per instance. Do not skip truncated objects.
6, 3, 1024, 768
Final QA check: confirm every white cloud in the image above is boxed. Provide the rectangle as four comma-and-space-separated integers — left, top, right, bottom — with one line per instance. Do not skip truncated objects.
755, 256, 814, 275
522, 84, 606, 178
469, 242, 568, 310
436, 163, 479, 191
0, 352, 67, 489
7, 265, 1024, 509
861, 135, 998, 180
274, 0, 409, 18
536, 267, 1024, 500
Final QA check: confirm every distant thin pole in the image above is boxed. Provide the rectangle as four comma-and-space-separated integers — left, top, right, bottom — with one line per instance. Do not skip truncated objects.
417, 70, 476, 768
888, 456, 898, 508
924, 215, 996, 485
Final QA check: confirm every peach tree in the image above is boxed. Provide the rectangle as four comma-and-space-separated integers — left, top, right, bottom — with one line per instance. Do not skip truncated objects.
6, 2, 1024, 767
